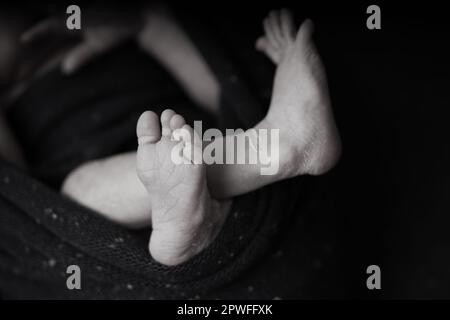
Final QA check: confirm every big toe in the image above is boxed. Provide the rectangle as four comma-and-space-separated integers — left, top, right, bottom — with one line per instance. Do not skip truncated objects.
295, 19, 314, 45
137, 111, 161, 180
137, 111, 161, 145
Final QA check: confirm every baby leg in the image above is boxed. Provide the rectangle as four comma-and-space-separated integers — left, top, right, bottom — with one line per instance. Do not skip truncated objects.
207, 9, 341, 198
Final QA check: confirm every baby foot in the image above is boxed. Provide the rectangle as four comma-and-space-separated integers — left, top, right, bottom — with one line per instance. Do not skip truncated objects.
256, 9, 341, 176
136, 109, 227, 266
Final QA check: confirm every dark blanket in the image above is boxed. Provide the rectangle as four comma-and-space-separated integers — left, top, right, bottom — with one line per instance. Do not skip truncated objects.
0, 10, 311, 299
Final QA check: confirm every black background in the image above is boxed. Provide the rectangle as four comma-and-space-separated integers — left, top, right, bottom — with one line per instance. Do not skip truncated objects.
191, 0, 450, 299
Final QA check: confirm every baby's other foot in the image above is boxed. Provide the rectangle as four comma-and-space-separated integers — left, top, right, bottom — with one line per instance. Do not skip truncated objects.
136, 109, 227, 266
256, 10, 341, 177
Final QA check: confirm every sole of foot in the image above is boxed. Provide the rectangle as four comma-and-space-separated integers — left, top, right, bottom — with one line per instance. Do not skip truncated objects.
136, 109, 226, 266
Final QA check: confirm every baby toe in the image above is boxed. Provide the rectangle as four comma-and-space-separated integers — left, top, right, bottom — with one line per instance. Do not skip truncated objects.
161, 109, 176, 137
280, 9, 295, 41
169, 114, 186, 131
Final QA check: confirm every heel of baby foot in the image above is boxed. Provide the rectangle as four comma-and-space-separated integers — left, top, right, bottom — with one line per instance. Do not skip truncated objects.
149, 198, 230, 266
149, 232, 187, 266
149, 222, 201, 266
302, 131, 342, 176
149, 225, 209, 266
